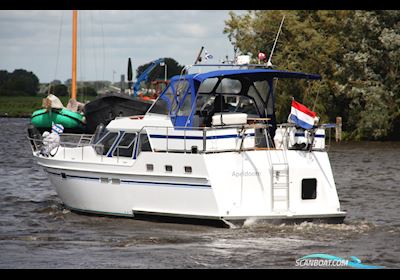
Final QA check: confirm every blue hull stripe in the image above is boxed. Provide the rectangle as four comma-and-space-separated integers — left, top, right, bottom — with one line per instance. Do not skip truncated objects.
46, 170, 210, 188
47, 171, 61, 176
67, 174, 100, 181
47, 171, 99, 181
294, 133, 325, 138
120, 180, 211, 188
149, 133, 255, 140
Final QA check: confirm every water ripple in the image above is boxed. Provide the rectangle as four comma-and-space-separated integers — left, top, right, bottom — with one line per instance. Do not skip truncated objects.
0, 119, 399, 268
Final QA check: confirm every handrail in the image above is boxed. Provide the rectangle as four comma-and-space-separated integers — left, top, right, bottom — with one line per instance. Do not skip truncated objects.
275, 123, 334, 152
28, 122, 334, 163
28, 121, 332, 163
27, 122, 271, 160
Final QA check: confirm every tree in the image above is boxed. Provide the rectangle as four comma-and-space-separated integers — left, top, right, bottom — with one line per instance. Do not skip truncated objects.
50, 84, 69, 96
224, 10, 400, 140
0, 69, 39, 96
51, 79, 62, 86
336, 11, 400, 140
136, 57, 184, 83
0, 70, 9, 85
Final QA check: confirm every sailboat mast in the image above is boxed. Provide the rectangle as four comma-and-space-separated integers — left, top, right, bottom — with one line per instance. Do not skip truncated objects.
71, 10, 78, 100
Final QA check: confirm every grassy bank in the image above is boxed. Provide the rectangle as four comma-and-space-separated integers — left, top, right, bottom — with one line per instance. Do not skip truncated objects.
0, 96, 96, 117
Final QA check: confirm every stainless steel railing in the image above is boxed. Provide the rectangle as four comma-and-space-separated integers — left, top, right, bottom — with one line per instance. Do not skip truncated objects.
27, 123, 275, 161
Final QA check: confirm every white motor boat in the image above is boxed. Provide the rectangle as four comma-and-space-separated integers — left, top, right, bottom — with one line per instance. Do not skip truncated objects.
28, 65, 346, 227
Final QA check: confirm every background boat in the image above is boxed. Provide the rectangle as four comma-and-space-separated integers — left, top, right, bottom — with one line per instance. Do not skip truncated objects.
30, 10, 84, 134
83, 92, 152, 134
29, 12, 168, 135
31, 107, 85, 134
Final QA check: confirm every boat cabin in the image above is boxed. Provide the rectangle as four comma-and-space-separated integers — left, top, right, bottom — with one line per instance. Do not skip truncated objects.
147, 68, 321, 136
90, 68, 322, 159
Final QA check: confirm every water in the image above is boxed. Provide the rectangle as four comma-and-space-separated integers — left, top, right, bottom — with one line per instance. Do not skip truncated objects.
0, 118, 399, 268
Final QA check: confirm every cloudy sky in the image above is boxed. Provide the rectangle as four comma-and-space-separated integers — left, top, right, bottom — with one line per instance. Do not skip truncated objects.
0, 10, 243, 83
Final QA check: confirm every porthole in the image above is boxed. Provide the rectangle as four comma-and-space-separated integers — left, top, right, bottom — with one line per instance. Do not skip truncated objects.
184, 166, 192, 173
146, 164, 154, 172
165, 165, 173, 172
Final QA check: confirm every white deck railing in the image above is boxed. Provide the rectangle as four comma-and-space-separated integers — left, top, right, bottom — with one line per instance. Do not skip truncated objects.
28, 124, 338, 162
27, 123, 274, 162
28, 123, 335, 163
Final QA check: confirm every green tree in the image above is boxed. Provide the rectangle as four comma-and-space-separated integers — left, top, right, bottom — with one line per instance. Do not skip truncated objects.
0, 70, 9, 86
0, 69, 39, 96
224, 10, 400, 140
136, 57, 184, 83
336, 11, 400, 140
50, 84, 69, 96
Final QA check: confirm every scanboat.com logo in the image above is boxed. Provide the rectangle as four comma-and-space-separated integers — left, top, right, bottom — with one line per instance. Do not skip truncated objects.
296, 254, 385, 269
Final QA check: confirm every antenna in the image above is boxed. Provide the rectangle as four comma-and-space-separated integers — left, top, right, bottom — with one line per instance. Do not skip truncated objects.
266, 15, 285, 68
194, 46, 204, 65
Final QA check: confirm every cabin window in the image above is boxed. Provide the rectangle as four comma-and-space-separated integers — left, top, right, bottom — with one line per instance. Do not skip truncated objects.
193, 94, 260, 127
248, 85, 266, 117
254, 80, 272, 115
198, 78, 218, 93
302, 178, 317, 200
148, 86, 175, 115
216, 78, 242, 94
146, 164, 154, 172
165, 165, 173, 172
95, 132, 119, 155
253, 80, 270, 103
196, 94, 215, 111
173, 80, 189, 98
139, 134, 152, 152
184, 166, 192, 173
233, 96, 259, 116
113, 133, 137, 157
177, 91, 192, 116
148, 98, 169, 115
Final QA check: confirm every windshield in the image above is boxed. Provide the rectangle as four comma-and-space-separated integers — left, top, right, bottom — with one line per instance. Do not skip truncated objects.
147, 80, 189, 115
193, 93, 259, 127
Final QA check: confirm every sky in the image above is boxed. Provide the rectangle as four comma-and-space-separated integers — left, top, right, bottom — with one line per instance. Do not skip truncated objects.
0, 10, 243, 84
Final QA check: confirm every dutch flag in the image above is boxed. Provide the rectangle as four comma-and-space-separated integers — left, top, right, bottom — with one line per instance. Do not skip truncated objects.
290, 100, 317, 129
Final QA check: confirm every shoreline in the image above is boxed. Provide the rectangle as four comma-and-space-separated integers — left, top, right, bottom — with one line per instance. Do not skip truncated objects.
1, 97, 398, 141
1, 116, 398, 142
0, 96, 94, 119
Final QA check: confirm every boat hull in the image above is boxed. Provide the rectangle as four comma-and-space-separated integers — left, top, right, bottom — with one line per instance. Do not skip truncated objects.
83, 93, 153, 133
36, 149, 346, 227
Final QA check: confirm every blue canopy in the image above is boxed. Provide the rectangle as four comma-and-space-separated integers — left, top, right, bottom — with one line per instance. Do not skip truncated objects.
170, 69, 322, 83
157, 68, 322, 129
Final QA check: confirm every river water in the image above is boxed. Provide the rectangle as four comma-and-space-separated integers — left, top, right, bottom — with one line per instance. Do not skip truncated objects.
0, 118, 399, 268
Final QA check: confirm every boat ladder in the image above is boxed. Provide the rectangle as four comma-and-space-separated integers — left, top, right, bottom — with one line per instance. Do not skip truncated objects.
271, 163, 289, 213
